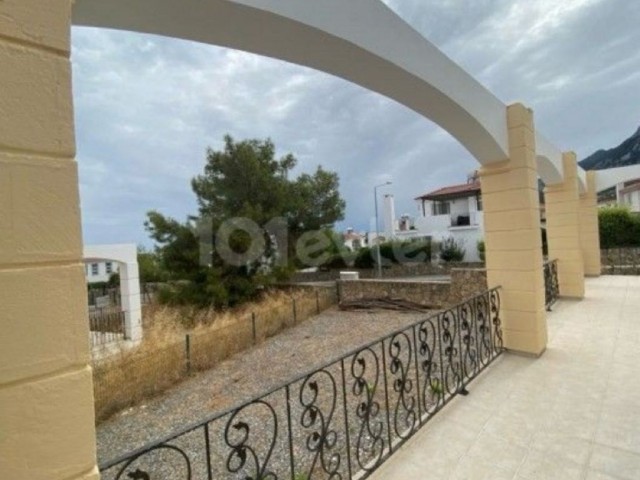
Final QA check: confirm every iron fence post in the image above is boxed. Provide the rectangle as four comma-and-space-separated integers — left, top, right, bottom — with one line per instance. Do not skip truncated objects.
185, 334, 191, 374
292, 298, 297, 325
252, 312, 257, 345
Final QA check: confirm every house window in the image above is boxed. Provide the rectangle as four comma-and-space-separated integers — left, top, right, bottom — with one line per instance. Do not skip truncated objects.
477, 194, 483, 211
432, 201, 450, 215
106, 262, 113, 274
91, 263, 99, 276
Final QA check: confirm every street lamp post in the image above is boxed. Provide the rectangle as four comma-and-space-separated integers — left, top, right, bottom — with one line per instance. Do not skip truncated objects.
374, 181, 392, 278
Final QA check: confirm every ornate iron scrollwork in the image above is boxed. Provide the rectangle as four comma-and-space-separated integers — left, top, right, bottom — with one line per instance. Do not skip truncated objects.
544, 259, 560, 310
351, 347, 385, 471
417, 318, 443, 415
114, 445, 192, 480
224, 401, 277, 480
387, 332, 417, 439
299, 369, 342, 479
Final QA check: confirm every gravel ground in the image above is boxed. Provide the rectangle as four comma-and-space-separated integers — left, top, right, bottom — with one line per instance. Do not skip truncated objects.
97, 307, 437, 472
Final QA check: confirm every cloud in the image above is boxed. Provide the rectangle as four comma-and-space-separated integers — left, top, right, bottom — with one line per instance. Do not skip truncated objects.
72, 0, 640, 246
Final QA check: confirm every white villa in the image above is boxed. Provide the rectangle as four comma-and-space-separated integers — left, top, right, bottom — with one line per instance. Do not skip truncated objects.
84, 259, 119, 283
383, 175, 484, 261
342, 227, 368, 251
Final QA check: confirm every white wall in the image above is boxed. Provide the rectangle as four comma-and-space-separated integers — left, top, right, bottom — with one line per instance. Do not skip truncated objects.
412, 211, 484, 262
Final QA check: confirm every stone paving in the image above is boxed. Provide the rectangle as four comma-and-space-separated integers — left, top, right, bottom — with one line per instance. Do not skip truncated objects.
371, 275, 640, 480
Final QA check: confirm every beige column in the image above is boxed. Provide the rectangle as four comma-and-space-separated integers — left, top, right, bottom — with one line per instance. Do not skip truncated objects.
544, 152, 585, 298
579, 171, 602, 276
0, 1, 99, 479
480, 103, 547, 356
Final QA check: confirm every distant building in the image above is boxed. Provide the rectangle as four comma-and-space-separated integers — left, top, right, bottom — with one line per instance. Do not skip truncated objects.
383, 173, 484, 261
84, 260, 119, 283
616, 179, 640, 212
343, 227, 368, 250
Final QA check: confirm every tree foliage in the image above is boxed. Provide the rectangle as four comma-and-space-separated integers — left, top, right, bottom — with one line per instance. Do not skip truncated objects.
137, 246, 170, 283
145, 135, 345, 307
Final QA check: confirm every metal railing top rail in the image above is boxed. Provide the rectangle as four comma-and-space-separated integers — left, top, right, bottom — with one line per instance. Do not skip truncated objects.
99, 286, 502, 473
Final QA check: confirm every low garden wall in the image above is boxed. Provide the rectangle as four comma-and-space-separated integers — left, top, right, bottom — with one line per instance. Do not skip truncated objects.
338, 268, 487, 308
292, 262, 485, 283
601, 248, 640, 275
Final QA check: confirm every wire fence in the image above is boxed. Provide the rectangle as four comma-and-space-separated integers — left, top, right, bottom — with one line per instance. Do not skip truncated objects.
92, 287, 339, 423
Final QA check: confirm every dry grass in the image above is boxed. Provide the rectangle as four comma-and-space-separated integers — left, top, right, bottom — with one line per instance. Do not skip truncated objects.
92, 286, 337, 423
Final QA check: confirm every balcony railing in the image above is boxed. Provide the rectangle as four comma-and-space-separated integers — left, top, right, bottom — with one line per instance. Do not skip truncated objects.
98, 288, 503, 480
449, 211, 481, 228
543, 259, 559, 310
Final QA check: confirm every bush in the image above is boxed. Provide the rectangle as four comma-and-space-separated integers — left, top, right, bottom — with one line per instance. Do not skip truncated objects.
439, 237, 466, 262
353, 240, 431, 268
477, 239, 485, 262
322, 251, 356, 269
599, 205, 640, 248
354, 246, 375, 269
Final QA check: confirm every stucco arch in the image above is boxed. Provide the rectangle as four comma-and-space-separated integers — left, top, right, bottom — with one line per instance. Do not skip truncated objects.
83, 244, 142, 342
73, 0, 512, 166
535, 132, 586, 192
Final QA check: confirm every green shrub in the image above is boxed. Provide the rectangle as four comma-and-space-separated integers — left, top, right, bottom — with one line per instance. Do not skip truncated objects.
354, 246, 375, 269
477, 239, 485, 262
353, 240, 431, 268
598, 205, 640, 248
439, 237, 465, 262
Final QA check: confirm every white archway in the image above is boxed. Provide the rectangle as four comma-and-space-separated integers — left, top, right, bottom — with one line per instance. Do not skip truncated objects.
83, 243, 142, 343
73, 0, 513, 164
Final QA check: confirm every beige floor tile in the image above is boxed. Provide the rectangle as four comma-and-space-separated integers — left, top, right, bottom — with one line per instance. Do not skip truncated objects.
589, 445, 640, 480
451, 454, 515, 480
369, 277, 640, 480
482, 410, 539, 447
595, 421, 640, 454
467, 429, 528, 472
529, 431, 592, 466
517, 450, 586, 480
584, 469, 626, 480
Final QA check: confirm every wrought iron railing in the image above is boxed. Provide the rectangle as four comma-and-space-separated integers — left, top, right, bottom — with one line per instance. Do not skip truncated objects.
543, 259, 559, 310
99, 288, 503, 480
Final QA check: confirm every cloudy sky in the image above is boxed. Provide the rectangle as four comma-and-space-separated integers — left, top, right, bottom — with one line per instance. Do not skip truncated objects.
71, 0, 640, 247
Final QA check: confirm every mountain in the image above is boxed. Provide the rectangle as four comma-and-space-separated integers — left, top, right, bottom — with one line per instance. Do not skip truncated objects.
579, 125, 640, 170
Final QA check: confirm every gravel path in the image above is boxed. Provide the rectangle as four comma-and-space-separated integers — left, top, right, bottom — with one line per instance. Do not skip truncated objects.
97, 307, 433, 466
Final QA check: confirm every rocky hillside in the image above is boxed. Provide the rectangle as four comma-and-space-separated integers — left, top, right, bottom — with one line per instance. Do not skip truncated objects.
580, 125, 640, 170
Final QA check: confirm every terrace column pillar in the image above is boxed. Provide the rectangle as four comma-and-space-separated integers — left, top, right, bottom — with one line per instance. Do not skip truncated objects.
119, 262, 143, 342
579, 171, 602, 276
544, 152, 585, 298
0, 1, 99, 479
479, 103, 547, 356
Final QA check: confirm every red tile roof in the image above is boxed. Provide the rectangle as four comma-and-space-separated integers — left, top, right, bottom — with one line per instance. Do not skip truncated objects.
415, 181, 481, 200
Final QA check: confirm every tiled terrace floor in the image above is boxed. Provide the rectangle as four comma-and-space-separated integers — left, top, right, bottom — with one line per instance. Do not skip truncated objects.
371, 275, 640, 480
